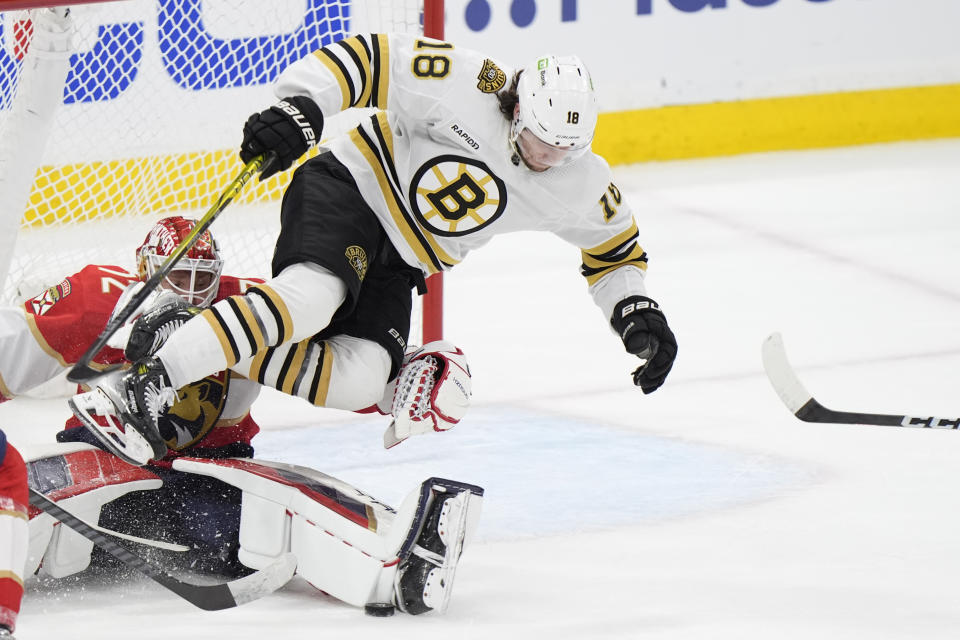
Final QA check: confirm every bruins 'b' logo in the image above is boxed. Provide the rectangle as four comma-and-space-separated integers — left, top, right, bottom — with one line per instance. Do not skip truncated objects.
345, 245, 369, 281
409, 155, 507, 237
477, 58, 506, 93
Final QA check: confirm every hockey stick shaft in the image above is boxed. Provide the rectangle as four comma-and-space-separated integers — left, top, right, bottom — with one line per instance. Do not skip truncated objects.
26, 481, 186, 551
29, 487, 296, 610
66, 152, 274, 384
84, 518, 189, 552
761, 332, 960, 429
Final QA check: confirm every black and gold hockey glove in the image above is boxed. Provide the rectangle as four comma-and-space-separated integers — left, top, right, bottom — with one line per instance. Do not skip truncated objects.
125, 293, 201, 362
611, 295, 678, 394
240, 95, 324, 179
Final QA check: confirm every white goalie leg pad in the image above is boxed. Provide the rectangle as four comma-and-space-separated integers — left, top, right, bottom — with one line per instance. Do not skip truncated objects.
173, 457, 399, 607
383, 341, 472, 449
22, 443, 163, 578
173, 459, 484, 613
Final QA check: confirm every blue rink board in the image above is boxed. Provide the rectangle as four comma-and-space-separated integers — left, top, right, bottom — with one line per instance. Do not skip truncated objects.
253, 407, 814, 542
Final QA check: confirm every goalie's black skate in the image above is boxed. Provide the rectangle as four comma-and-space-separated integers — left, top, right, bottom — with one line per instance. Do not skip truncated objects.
69, 357, 176, 466
395, 480, 483, 615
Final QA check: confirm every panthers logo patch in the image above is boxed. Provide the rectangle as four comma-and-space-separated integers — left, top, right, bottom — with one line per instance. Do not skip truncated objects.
409, 155, 507, 237
29, 279, 72, 316
160, 372, 228, 450
477, 58, 507, 93
345, 245, 369, 281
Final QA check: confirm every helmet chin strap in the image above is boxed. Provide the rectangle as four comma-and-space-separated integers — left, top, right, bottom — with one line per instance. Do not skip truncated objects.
508, 137, 522, 167
507, 137, 540, 171
508, 115, 541, 171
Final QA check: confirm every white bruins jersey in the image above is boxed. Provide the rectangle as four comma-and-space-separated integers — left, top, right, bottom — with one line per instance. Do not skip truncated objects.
275, 33, 649, 319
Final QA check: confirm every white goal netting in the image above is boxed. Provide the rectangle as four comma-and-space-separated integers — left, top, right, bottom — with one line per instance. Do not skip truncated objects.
0, 0, 435, 338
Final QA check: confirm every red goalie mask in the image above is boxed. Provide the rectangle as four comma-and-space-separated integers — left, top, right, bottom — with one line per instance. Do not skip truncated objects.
136, 216, 223, 307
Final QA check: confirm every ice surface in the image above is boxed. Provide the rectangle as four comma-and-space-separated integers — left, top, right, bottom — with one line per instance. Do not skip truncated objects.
4, 138, 960, 639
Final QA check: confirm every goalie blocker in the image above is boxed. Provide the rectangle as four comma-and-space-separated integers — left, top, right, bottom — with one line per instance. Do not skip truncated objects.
22, 443, 483, 615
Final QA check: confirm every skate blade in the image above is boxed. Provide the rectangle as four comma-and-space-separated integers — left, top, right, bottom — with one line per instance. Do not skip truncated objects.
69, 389, 156, 466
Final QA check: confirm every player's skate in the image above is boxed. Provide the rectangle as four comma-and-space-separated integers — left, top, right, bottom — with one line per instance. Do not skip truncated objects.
68, 357, 176, 466
394, 479, 483, 614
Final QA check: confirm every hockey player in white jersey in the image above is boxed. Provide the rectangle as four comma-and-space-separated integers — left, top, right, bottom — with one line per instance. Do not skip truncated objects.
90, 33, 676, 439
77, 34, 676, 611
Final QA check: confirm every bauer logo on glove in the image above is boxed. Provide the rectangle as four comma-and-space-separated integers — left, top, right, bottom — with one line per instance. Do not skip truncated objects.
611, 295, 678, 395
240, 95, 325, 179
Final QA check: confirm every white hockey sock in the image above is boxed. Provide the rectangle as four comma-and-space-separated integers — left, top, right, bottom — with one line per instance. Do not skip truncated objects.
158, 262, 347, 389
323, 335, 391, 410
156, 316, 227, 389
230, 335, 390, 410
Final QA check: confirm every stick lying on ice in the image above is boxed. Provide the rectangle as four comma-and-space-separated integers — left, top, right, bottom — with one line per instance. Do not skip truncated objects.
29, 488, 297, 610
761, 332, 960, 429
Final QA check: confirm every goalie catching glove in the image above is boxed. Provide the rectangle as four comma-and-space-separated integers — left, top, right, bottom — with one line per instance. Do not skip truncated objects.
240, 96, 324, 179
611, 296, 678, 394
377, 341, 472, 449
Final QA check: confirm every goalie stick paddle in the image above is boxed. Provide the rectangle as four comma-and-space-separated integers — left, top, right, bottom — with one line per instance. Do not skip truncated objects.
66, 152, 275, 384
761, 332, 960, 429
28, 488, 297, 610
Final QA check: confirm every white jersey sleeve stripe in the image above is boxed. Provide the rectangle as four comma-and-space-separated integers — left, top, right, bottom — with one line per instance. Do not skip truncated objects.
581, 244, 648, 286
580, 219, 648, 285
370, 34, 389, 108
339, 37, 373, 107
583, 220, 641, 256
312, 48, 352, 111
328, 40, 365, 107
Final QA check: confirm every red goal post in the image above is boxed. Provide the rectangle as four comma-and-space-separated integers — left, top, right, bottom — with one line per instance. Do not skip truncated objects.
0, 0, 443, 343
